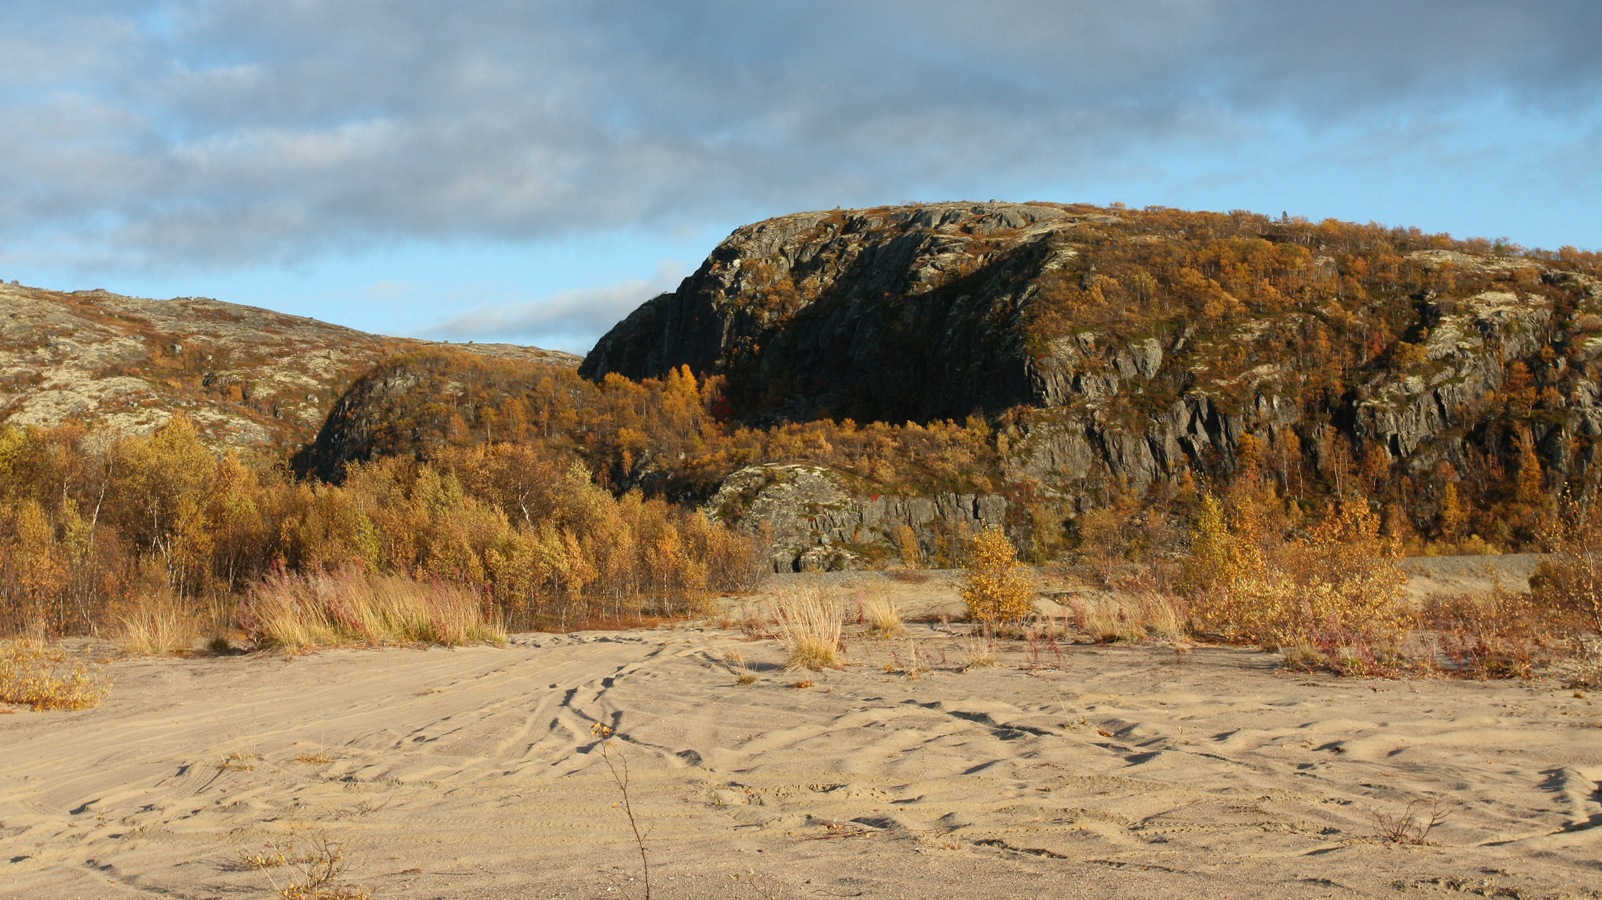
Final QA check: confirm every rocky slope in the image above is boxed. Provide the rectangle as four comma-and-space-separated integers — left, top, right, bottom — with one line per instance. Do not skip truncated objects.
0, 281, 576, 450
587, 203, 1602, 544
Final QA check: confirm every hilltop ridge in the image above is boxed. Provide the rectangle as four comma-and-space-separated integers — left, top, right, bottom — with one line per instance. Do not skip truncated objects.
0, 281, 577, 450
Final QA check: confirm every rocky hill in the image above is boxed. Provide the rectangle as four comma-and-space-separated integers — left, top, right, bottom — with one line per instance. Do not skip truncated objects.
585, 202, 1602, 553
39, 202, 1593, 571
0, 281, 577, 451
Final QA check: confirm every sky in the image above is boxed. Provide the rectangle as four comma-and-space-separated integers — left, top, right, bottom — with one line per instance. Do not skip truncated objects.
2, 1, 1599, 355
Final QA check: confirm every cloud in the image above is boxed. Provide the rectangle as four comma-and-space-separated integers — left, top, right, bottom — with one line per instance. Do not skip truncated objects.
0, 1, 1598, 270
363, 279, 417, 301
421, 263, 687, 352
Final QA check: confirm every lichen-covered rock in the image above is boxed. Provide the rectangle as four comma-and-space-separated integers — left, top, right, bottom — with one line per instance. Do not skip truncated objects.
0, 281, 576, 452
705, 462, 1009, 572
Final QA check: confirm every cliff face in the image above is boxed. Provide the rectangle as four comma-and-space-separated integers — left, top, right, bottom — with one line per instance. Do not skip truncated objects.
587, 203, 1602, 496
582, 203, 1072, 421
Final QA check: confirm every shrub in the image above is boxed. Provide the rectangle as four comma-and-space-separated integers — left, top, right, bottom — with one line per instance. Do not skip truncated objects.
1183, 494, 1411, 664
0, 640, 110, 710
961, 526, 1035, 624
1422, 590, 1553, 679
1280, 496, 1411, 650
1530, 498, 1602, 635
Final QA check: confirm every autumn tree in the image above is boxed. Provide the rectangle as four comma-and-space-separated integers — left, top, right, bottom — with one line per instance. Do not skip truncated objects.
961, 526, 1034, 624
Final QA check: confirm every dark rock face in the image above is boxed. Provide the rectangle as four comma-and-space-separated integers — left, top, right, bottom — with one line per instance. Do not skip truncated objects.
581, 203, 1072, 422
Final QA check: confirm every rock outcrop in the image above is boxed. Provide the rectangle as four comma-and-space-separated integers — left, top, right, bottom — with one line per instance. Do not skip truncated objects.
582, 203, 1073, 422
705, 463, 1008, 572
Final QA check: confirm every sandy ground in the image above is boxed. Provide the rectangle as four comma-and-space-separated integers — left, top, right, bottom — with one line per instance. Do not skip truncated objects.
4, 559, 1602, 899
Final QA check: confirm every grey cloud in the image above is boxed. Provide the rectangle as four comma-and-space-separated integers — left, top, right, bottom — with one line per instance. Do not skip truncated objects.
1, 1, 1598, 269
423, 270, 684, 352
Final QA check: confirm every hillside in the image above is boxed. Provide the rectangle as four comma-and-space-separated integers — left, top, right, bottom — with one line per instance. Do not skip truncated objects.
10, 202, 1600, 575
0, 281, 577, 451
582, 202, 1602, 556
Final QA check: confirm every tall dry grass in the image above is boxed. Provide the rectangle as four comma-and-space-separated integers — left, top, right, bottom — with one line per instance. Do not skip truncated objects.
238, 567, 506, 652
1066, 592, 1185, 644
770, 587, 843, 670
110, 588, 203, 655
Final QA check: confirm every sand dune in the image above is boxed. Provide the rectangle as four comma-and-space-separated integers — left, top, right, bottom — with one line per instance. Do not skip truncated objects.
5, 569, 1602, 898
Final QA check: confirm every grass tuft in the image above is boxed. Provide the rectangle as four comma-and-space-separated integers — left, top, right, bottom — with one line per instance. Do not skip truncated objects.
771, 588, 844, 671
959, 633, 997, 669
719, 649, 759, 685
111, 588, 202, 655
862, 596, 903, 638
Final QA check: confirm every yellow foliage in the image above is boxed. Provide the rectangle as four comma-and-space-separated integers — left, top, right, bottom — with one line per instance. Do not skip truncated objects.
0, 640, 110, 710
1183, 493, 1409, 655
961, 526, 1034, 624
1530, 497, 1602, 635
892, 524, 922, 568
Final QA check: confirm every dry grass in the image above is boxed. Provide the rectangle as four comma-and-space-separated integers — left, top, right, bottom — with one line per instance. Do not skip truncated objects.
887, 569, 930, 585
0, 640, 110, 711
1069, 595, 1149, 644
720, 649, 759, 685
959, 633, 997, 669
1138, 593, 1188, 644
111, 588, 202, 655
218, 750, 260, 772
771, 587, 844, 671
238, 567, 506, 652
862, 596, 903, 638
241, 829, 370, 900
